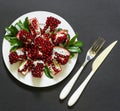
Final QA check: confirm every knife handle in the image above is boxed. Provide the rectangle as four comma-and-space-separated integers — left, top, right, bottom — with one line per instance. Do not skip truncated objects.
68, 70, 94, 107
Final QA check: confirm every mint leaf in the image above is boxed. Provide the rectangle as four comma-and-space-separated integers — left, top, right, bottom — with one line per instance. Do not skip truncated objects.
74, 41, 83, 47
10, 38, 23, 46
67, 34, 70, 40
57, 28, 62, 32
68, 32, 78, 46
5, 25, 18, 36
67, 46, 81, 53
16, 22, 27, 31
44, 66, 53, 79
5, 35, 23, 46
10, 46, 20, 52
15, 17, 30, 32
23, 17, 30, 32
4, 35, 12, 41
70, 52, 75, 58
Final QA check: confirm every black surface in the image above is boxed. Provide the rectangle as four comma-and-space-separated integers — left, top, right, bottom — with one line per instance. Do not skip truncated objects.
0, 0, 120, 111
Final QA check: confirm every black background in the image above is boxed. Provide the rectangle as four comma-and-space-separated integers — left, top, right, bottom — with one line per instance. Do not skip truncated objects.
0, 0, 120, 111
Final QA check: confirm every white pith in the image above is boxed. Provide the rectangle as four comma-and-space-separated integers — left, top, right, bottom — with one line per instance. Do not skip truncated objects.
53, 46, 70, 56
33, 60, 44, 66
16, 49, 24, 56
18, 60, 28, 75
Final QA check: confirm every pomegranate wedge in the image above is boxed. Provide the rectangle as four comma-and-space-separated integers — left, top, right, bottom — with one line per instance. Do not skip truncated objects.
53, 46, 70, 65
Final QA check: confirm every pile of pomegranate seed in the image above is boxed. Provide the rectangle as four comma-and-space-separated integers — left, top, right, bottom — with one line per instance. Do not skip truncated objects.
43, 16, 61, 33
9, 16, 70, 78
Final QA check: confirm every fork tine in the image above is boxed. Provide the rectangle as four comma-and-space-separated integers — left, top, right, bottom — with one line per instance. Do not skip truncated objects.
91, 37, 105, 53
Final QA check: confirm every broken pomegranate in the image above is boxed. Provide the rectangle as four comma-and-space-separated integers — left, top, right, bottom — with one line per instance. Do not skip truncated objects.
25, 44, 43, 60
18, 60, 32, 75
53, 46, 70, 65
16, 30, 33, 44
29, 17, 41, 36
34, 36, 53, 59
31, 61, 44, 77
29, 25, 37, 38
9, 48, 26, 64
52, 29, 69, 45
42, 16, 61, 33
47, 59, 61, 75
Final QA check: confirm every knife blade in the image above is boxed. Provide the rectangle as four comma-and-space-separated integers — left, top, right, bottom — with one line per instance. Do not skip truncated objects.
68, 40, 118, 107
92, 40, 118, 73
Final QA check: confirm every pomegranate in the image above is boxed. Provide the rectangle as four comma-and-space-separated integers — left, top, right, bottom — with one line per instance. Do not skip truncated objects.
34, 36, 53, 58
52, 29, 69, 45
52, 46, 70, 65
16, 30, 33, 44
31, 60, 44, 77
25, 44, 43, 60
29, 17, 41, 36
47, 59, 61, 75
9, 48, 26, 64
18, 60, 32, 75
42, 16, 61, 33
29, 25, 36, 38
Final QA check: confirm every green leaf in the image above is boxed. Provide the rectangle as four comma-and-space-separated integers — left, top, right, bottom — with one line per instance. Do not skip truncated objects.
5, 35, 23, 46
16, 22, 25, 31
70, 52, 75, 58
67, 34, 70, 40
5, 35, 16, 42
57, 28, 62, 32
44, 66, 53, 79
10, 25, 18, 35
68, 32, 78, 46
23, 17, 30, 32
10, 46, 20, 52
4, 35, 11, 41
5, 25, 18, 36
74, 41, 83, 47
15, 19, 29, 32
67, 46, 81, 53
9, 37, 18, 45
10, 38, 23, 46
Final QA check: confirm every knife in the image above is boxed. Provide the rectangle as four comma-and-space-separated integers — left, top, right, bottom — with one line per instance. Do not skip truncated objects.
68, 40, 118, 107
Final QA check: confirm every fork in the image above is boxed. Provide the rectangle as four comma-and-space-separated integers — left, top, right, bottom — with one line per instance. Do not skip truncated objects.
59, 37, 105, 100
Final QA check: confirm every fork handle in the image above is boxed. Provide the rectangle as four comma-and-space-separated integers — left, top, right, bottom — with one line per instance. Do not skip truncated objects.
59, 62, 87, 100
68, 70, 94, 106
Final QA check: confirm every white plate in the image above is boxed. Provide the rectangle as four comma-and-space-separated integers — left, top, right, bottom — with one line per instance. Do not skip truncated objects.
2, 11, 78, 87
